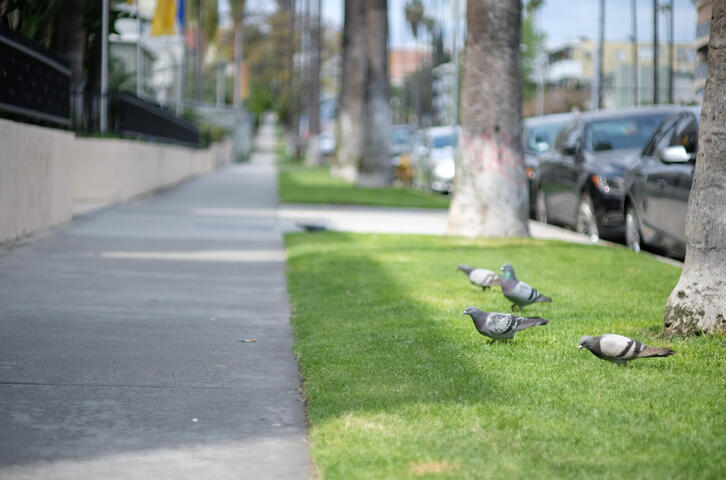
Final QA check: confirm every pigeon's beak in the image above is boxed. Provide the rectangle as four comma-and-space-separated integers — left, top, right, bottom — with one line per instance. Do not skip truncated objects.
577, 345, 584, 351
461, 311, 467, 316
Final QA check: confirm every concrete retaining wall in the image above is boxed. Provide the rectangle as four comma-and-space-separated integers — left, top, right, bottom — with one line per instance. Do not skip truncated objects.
72, 136, 232, 204
0, 118, 233, 244
0, 120, 74, 244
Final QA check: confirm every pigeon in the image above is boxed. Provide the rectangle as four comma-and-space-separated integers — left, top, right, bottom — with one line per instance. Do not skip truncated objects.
500, 264, 551, 311
462, 306, 548, 341
457, 264, 502, 291
578, 334, 676, 366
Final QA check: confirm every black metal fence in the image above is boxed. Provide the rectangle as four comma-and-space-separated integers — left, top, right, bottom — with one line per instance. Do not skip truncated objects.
109, 92, 199, 147
1, 27, 200, 147
0, 26, 71, 126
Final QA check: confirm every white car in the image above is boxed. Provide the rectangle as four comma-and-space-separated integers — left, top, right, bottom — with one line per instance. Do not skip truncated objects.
411, 126, 459, 193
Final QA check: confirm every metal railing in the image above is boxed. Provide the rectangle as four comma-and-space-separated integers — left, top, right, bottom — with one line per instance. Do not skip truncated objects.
109, 92, 199, 147
0, 26, 71, 126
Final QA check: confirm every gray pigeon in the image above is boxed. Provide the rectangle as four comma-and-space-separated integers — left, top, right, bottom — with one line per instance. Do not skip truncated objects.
458, 264, 502, 291
578, 334, 676, 366
500, 264, 551, 310
462, 306, 548, 341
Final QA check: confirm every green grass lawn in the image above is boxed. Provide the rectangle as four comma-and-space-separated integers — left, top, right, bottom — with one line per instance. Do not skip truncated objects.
277, 164, 450, 209
285, 232, 726, 479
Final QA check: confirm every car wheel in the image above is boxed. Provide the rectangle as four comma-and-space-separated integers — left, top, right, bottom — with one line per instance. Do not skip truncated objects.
625, 205, 642, 253
576, 193, 599, 242
535, 189, 548, 224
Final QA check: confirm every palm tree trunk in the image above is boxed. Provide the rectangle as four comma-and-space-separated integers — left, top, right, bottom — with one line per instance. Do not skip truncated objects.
358, 0, 391, 186
447, 0, 529, 237
333, 0, 366, 182
664, 0, 726, 335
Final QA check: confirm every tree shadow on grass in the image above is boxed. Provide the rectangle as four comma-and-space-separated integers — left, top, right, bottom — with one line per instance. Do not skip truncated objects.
284, 231, 722, 477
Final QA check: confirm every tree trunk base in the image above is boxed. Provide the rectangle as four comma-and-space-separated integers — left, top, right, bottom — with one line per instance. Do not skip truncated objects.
330, 165, 357, 183
357, 172, 389, 188
305, 135, 322, 167
664, 250, 726, 335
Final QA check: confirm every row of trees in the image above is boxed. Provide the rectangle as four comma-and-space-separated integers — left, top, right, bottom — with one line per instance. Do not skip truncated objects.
325, 0, 724, 336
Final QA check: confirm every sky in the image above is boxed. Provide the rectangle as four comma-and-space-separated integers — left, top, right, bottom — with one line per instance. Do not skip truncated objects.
320, 0, 697, 48
215, 0, 697, 49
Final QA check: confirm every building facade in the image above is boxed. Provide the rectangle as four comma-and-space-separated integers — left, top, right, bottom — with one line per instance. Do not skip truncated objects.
693, 0, 712, 102
546, 38, 696, 108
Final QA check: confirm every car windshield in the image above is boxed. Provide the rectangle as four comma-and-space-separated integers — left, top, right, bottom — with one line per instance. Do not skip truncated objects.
584, 113, 670, 152
391, 128, 411, 147
525, 122, 566, 153
432, 133, 457, 149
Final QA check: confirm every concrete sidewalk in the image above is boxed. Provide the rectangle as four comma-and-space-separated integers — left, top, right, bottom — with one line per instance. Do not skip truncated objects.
276, 203, 597, 244
0, 120, 313, 478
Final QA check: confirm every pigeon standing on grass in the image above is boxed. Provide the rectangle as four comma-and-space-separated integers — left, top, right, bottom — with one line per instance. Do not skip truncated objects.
500, 264, 551, 311
462, 306, 549, 341
457, 264, 502, 291
578, 334, 676, 366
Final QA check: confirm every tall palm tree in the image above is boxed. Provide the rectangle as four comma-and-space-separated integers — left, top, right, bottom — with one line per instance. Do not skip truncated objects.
447, 0, 529, 237
332, 0, 366, 182
664, 0, 726, 335
358, 0, 391, 186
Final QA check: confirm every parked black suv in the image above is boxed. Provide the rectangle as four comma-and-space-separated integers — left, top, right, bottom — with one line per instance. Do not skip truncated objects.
623, 107, 700, 258
535, 107, 678, 241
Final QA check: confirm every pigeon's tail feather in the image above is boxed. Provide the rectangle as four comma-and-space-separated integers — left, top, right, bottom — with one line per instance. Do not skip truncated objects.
535, 294, 552, 303
515, 316, 549, 331
636, 346, 676, 358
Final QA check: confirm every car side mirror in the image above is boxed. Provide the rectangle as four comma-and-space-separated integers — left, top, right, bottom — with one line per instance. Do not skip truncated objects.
659, 145, 693, 163
561, 143, 578, 156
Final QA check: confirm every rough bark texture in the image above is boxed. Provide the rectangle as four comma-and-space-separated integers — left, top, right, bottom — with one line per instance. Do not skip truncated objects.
332, 0, 366, 182
358, 0, 392, 187
447, 0, 529, 237
664, 0, 726, 335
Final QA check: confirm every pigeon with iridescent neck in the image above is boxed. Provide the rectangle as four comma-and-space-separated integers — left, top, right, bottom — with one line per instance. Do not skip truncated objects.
457, 264, 502, 291
500, 264, 551, 311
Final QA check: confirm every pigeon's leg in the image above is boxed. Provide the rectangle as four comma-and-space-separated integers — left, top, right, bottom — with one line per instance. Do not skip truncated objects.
482, 286, 490, 292
510, 304, 520, 312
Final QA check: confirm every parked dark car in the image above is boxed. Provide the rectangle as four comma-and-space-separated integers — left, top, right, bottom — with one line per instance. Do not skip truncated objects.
623, 107, 700, 258
524, 113, 576, 217
535, 106, 679, 241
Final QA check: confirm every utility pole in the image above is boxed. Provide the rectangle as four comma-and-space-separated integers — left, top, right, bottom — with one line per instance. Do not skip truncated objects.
176, 1, 186, 115
631, 0, 638, 106
216, 62, 224, 107
668, 0, 674, 103
100, 0, 109, 133
233, 19, 243, 109
653, 0, 659, 104
451, 0, 459, 126
594, 0, 605, 109
305, 0, 322, 166
136, 0, 142, 97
